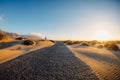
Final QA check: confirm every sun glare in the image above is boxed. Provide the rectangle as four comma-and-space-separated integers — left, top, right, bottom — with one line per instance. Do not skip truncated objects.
91, 30, 113, 41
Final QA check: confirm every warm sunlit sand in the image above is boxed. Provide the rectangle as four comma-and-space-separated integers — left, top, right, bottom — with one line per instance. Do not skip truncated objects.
0, 40, 53, 64
0, 0, 120, 80
68, 43, 120, 80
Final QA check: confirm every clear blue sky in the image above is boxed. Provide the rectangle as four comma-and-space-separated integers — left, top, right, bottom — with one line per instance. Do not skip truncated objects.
0, 0, 120, 40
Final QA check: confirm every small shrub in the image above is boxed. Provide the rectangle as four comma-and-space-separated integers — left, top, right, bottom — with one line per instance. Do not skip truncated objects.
16, 37, 23, 40
116, 41, 120, 44
104, 41, 119, 51
63, 40, 72, 45
97, 44, 104, 48
63, 40, 81, 45
16, 37, 28, 40
23, 40, 36, 46
90, 40, 98, 46
66, 41, 73, 45
50, 40, 55, 43
73, 41, 81, 44
39, 39, 45, 41
81, 42, 89, 46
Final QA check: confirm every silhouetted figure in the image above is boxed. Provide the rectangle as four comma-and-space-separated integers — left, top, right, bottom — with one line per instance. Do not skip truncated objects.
45, 36, 47, 40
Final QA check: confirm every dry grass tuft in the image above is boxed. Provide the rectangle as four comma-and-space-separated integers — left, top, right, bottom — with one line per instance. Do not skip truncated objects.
81, 42, 89, 46
103, 41, 119, 51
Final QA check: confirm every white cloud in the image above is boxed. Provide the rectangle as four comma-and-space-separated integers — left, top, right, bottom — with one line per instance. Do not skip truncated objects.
29, 32, 41, 37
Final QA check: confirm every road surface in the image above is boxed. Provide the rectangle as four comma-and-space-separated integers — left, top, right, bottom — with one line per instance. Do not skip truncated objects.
0, 42, 98, 80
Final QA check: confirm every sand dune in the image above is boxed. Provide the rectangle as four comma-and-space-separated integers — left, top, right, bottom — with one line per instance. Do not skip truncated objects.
0, 40, 53, 64
68, 45, 120, 80
0, 39, 120, 79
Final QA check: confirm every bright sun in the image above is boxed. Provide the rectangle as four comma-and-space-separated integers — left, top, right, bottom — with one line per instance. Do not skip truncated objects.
91, 30, 113, 41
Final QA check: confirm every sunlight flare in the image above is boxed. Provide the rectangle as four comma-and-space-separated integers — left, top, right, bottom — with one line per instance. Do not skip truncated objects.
91, 30, 113, 41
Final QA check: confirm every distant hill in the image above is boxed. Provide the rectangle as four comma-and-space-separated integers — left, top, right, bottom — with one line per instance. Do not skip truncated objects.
0, 29, 42, 40
22, 35, 42, 40
6, 32, 20, 38
0, 29, 7, 35
0, 29, 9, 40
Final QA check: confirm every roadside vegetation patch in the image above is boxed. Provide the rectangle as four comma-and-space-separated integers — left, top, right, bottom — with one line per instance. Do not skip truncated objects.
23, 40, 36, 46
103, 41, 119, 51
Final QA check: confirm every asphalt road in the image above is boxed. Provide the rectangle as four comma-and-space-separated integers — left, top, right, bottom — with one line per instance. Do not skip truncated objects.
0, 42, 98, 80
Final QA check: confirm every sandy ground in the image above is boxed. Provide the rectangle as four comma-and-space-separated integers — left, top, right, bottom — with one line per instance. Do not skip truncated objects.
0, 40, 53, 64
68, 44, 120, 80
0, 41, 120, 80
0, 42, 98, 80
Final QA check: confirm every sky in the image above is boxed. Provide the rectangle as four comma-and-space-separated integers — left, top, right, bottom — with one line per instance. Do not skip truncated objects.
0, 0, 120, 40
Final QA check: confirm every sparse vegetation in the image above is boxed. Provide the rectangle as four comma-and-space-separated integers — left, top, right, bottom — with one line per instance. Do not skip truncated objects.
64, 40, 73, 45
63, 40, 81, 45
23, 40, 36, 46
116, 41, 120, 44
97, 44, 104, 48
63, 40, 120, 51
89, 40, 99, 46
50, 40, 55, 43
81, 42, 89, 46
103, 41, 119, 51
16, 37, 28, 40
